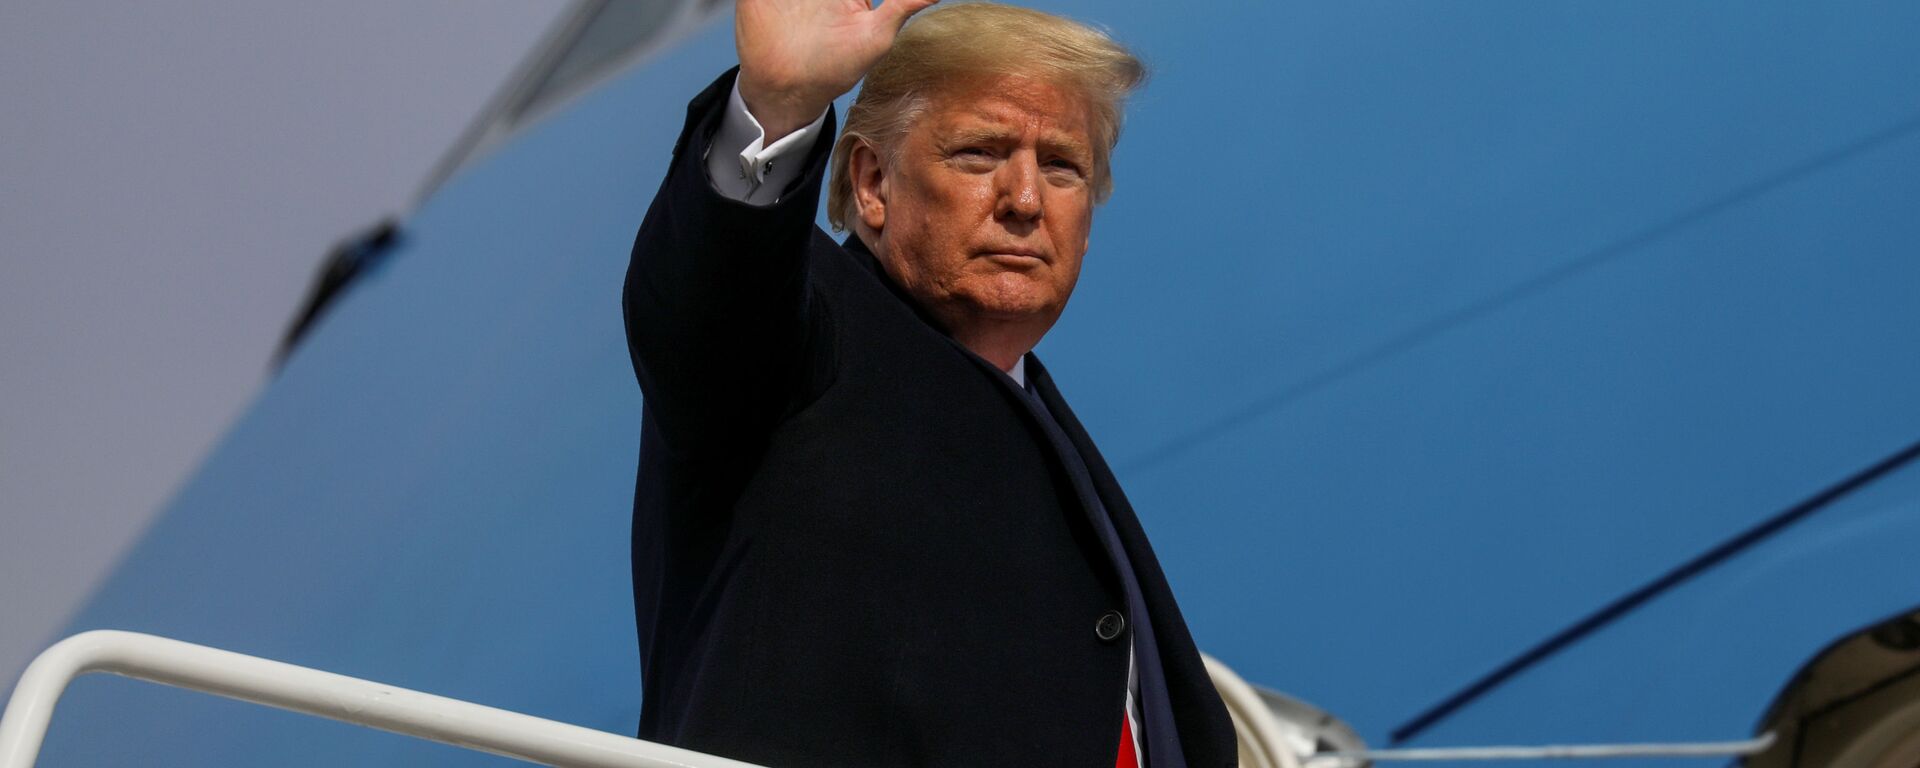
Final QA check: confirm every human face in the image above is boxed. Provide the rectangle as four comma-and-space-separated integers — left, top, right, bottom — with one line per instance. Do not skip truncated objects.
854, 75, 1096, 341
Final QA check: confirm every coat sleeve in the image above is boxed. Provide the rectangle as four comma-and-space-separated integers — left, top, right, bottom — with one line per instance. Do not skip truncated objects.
623, 68, 840, 454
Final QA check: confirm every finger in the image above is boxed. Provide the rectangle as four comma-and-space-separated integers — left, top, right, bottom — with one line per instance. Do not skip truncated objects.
876, 0, 940, 29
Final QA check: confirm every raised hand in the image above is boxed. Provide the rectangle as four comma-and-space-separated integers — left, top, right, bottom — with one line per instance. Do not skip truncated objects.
735, 0, 940, 142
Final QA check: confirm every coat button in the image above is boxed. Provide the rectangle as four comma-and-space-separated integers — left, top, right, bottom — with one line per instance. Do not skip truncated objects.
1095, 611, 1126, 642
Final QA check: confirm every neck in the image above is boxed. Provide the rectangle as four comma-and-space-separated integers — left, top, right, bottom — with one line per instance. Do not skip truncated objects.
949, 324, 1036, 373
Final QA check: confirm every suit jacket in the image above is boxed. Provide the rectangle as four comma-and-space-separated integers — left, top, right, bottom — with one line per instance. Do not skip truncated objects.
623, 68, 1236, 768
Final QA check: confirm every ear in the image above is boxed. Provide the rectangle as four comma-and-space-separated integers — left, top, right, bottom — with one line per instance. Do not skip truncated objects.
850, 140, 889, 232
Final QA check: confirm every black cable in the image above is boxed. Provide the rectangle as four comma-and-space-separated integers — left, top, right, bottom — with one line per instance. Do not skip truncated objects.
1391, 436, 1920, 744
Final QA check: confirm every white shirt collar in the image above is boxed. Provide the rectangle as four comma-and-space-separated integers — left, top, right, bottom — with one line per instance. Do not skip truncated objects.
1008, 356, 1027, 388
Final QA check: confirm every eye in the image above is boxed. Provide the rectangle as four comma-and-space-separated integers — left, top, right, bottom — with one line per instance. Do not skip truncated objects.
1044, 157, 1087, 179
949, 146, 1000, 171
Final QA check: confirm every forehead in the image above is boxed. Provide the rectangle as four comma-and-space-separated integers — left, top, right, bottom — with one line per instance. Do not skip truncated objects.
918, 75, 1093, 145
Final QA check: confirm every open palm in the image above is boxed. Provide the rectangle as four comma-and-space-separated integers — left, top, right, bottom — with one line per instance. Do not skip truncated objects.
736, 0, 940, 138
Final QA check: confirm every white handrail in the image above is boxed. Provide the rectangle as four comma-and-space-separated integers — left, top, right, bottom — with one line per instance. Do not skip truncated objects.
1201, 654, 1305, 768
1308, 733, 1777, 764
0, 630, 766, 768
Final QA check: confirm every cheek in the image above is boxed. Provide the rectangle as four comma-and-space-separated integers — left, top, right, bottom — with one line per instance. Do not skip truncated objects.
1052, 252, 1086, 300
1051, 197, 1093, 268
882, 199, 966, 293
914, 183, 993, 276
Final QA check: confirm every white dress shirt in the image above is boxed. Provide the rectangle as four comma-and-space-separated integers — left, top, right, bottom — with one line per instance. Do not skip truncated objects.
703, 82, 829, 207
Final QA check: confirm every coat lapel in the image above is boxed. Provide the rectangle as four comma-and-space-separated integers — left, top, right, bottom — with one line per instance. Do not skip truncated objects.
1025, 358, 1239, 767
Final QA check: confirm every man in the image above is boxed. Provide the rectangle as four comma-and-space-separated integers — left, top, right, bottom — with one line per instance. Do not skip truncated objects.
623, 2, 1236, 765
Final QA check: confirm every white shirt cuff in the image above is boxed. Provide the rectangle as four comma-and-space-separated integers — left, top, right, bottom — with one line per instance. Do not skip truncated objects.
703, 80, 829, 205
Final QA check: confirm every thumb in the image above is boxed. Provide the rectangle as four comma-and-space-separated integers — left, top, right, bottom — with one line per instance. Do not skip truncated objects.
876, 0, 940, 30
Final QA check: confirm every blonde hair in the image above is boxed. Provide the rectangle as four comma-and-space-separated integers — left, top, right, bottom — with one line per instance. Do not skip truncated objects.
825, 2, 1146, 231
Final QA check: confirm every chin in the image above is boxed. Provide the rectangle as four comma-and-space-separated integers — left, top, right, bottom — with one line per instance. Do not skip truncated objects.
947, 271, 1071, 323
964, 291, 1060, 322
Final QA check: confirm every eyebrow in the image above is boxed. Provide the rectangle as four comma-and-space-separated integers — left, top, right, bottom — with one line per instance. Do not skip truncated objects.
943, 126, 1017, 146
943, 125, 1092, 162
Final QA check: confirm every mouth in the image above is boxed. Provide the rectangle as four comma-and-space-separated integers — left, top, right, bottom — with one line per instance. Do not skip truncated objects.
977, 246, 1049, 265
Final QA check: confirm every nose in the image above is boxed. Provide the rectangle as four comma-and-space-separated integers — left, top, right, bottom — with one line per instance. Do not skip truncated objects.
993, 153, 1042, 223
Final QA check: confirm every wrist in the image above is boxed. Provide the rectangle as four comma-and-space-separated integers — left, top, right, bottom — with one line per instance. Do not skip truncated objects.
736, 75, 831, 144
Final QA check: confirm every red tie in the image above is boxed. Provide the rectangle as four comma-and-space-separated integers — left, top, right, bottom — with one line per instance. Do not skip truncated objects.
1116, 713, 1138, 768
